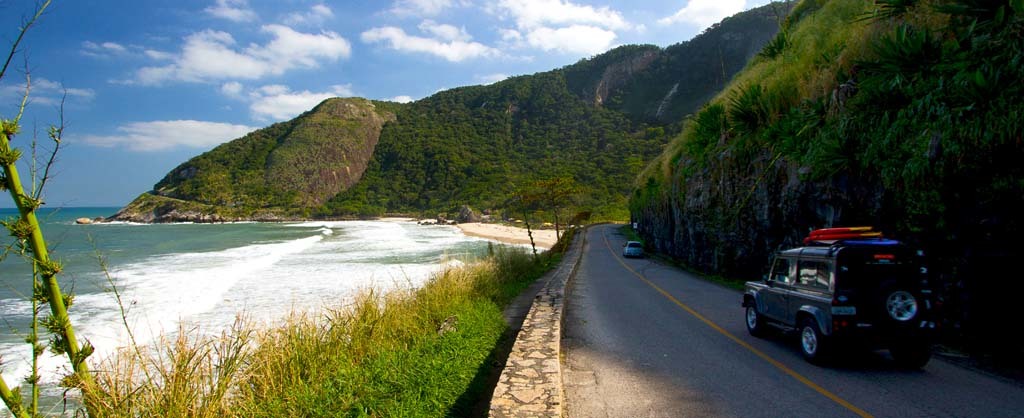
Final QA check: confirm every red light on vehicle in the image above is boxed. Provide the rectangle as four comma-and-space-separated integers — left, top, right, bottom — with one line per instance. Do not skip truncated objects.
874, 254, 895, 260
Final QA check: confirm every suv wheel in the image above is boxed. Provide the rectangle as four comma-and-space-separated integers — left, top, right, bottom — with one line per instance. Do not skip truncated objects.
890, 342, 931, 369
799, 317, 830, 364
746, 306, 769, 338
886, 290, 918, 322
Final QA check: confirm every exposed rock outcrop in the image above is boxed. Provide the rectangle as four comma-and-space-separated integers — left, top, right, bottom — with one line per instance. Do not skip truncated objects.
632, 150, 882, 279
590, 50, 659, 106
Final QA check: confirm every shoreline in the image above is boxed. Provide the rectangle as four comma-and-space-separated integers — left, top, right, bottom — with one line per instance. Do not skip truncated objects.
455, 222, 558, 250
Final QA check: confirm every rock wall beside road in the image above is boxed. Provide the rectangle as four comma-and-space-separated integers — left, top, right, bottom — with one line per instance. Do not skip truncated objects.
490, 227, 584, 417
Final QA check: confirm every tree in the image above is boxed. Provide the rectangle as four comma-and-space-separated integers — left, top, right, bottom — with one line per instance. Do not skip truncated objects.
531, 177, 582, 241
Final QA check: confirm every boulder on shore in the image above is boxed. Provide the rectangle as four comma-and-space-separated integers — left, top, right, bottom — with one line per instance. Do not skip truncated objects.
457, 205, 482, 223
75, 217, 93, 225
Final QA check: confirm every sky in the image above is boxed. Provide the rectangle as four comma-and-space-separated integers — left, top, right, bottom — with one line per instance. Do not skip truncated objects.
0, 0, 774, 208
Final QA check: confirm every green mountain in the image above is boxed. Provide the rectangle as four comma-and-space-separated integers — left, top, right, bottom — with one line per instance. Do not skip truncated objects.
631, 0, 1023, 353
113, 3, 786, 223
113, 98, 400, 222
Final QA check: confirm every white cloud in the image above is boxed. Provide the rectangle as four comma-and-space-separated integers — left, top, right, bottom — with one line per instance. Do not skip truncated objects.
490, 0, 630, 30
0, 78, 95, 106
283, 4, 334, 26
499, 29, 522, 42
658, 0, 745, 28
81, 120, 256, 151
476, 73, 509, 85
144, 49, 174, 60
390, 95, 414, 103
135, 26, 351, 84
487, 0, 629, 56
249, 84, 354, 121
418, 20, 471, 42
82, 40, 127, 57
390, 0, 468, 17
220, 81, 244, 97
525, 25, 616, 55
101, 42, 126, 52
205, 0, 258, 22
361, 25, 498, 62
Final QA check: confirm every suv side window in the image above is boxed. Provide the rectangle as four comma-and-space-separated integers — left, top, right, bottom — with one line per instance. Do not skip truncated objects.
771, 258, 792, 284
797, 260, 831, 289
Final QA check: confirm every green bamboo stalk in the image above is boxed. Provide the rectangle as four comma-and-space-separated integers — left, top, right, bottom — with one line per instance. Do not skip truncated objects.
0, 375, 27, 418
29, 265, 40, 417
1, 131, 96, 407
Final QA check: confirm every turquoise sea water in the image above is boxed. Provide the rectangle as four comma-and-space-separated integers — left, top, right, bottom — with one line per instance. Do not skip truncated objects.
0, 207, 496, 409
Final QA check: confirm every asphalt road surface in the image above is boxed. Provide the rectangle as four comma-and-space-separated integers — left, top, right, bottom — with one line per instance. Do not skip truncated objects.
562, 224, 1024, 418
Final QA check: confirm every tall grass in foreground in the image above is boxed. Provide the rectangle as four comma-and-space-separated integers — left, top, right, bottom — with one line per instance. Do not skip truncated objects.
86, 243, 560, 417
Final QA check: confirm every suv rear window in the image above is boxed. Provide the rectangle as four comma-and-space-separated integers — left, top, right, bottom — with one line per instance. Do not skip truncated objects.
836, 248, 916, 289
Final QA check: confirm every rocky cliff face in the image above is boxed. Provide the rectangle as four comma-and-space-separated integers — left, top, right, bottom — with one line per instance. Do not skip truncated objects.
633, 150, 884, 278
588, 50, 659, 106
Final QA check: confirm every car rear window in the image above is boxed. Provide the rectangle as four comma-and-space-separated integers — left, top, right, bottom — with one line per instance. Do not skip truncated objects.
627, 242, 642, 248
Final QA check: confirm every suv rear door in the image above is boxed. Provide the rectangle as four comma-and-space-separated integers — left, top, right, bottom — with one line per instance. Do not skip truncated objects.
835, 246, 923, 329
789, 258, 833, 325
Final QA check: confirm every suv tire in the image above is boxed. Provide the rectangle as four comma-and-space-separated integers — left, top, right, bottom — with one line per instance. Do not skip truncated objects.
890, 342, 931, 369
799, 317, 830, 364
884, 289, 919, 322
746, 306, 769, 338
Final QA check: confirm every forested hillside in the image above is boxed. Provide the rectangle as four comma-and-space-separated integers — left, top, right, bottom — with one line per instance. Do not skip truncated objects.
324, 4, 785, 219
114, 3, 785, 222
631, 0, 1023, 356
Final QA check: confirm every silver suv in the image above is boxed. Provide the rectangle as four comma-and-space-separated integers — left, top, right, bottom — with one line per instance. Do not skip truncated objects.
742, 238, 937, 368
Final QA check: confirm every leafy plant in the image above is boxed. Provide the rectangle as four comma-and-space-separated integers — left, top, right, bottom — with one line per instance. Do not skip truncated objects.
861, 0, 918, 21
759, 30, 790, 59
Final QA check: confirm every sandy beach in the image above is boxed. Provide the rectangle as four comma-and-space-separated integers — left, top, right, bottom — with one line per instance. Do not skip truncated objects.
456, 222, 559, 249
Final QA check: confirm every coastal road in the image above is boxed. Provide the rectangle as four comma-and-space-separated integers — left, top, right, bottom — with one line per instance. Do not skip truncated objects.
561, 224, 1024, 417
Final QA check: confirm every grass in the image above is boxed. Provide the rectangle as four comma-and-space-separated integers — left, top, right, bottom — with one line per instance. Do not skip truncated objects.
83, 240, 563, 418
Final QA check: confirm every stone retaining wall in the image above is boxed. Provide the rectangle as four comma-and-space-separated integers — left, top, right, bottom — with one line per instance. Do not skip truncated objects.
489, 228, 585, 417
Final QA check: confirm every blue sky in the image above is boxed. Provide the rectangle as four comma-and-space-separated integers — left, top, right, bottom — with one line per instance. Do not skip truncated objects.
0, 0, 774, 208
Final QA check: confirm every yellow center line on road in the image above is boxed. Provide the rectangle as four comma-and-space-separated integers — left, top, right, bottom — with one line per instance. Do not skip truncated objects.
600, 230, 873, 418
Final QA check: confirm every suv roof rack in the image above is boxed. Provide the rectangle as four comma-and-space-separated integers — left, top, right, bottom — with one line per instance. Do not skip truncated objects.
804, 237, 903, 247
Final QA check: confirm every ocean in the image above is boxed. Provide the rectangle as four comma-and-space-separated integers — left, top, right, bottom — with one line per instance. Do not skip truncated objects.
0, 207, 498, 407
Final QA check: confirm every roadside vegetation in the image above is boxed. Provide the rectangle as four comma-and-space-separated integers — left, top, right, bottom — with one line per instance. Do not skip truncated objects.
84, 239, 567, 418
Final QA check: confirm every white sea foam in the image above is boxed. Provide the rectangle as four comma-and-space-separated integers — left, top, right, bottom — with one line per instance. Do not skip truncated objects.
0, 220, 489, 389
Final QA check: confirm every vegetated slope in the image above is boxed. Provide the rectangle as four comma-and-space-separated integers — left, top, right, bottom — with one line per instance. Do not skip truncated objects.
326, 4, 786, 219
565, 3, 790, 123
631, 0, 1023, 354
325, 71, 665, 220
113, 98, 399, 222
114, 3, 786, 222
